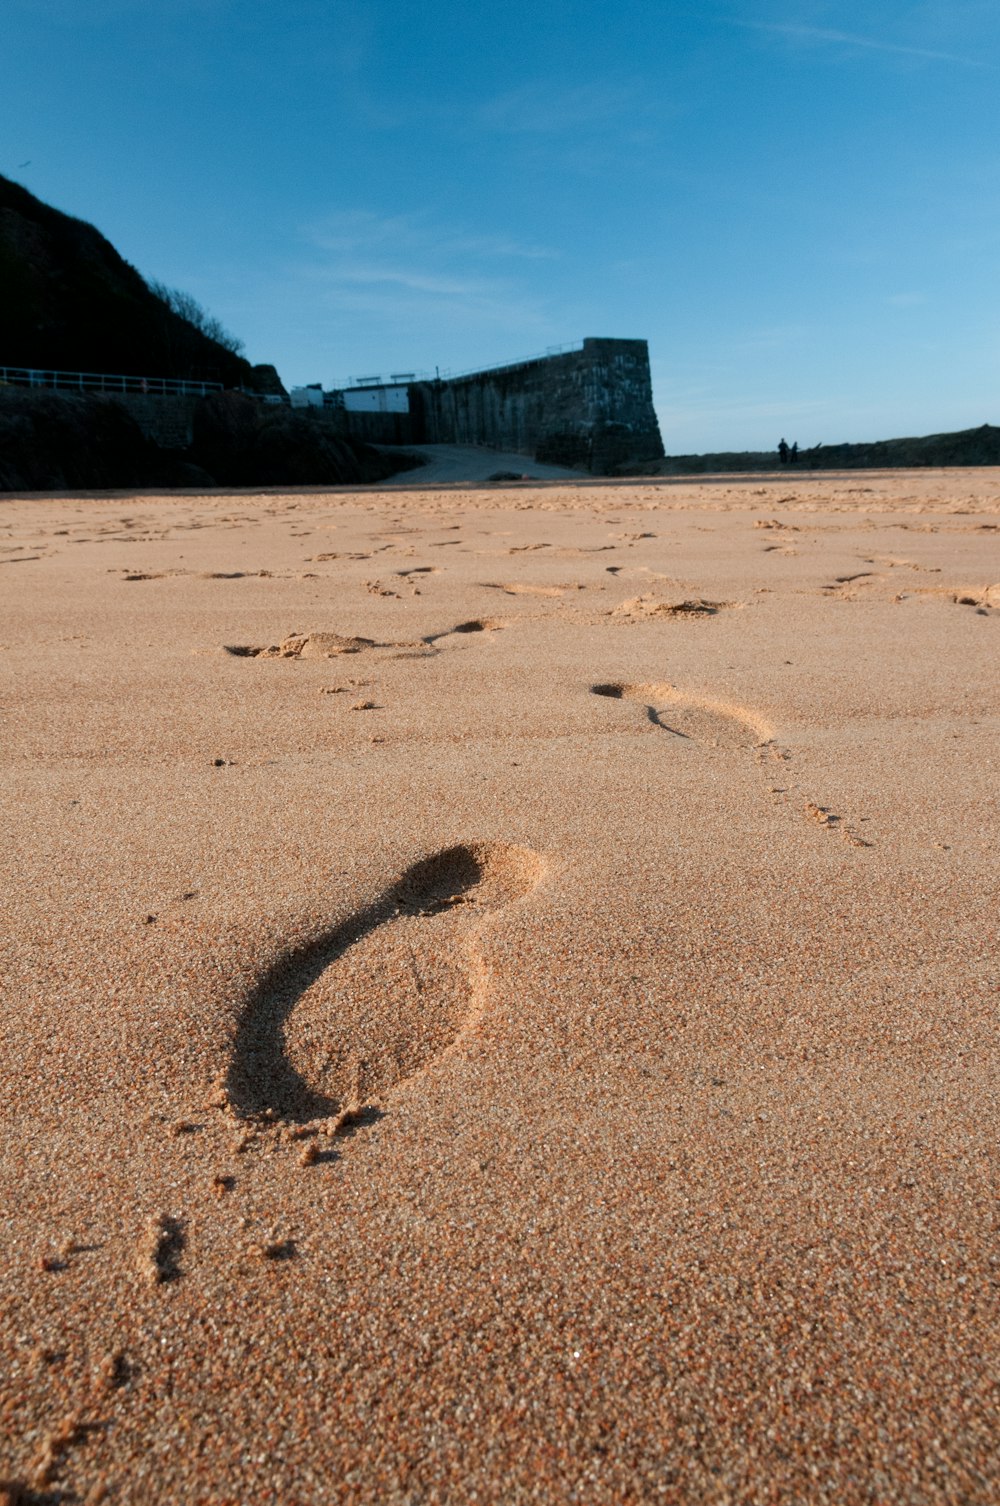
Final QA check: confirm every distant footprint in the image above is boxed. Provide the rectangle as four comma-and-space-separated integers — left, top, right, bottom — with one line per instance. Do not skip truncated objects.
821, 571, 880, 599
424, 617, 508, 644
227, 842, 544, 1124
590, 684, 872, 846
224, 633, 377, 658
590, 682, 770, 750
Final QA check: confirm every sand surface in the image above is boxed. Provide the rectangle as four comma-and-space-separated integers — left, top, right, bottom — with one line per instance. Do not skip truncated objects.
0, 469, 997, 1504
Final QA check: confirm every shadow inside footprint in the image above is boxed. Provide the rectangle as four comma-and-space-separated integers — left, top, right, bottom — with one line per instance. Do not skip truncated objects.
423, 618, 506, 644
591, 682, 682, 733
228, 842, 543, 1123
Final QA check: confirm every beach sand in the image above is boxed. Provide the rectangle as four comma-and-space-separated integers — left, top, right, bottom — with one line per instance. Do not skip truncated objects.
0, 469, 997, 1503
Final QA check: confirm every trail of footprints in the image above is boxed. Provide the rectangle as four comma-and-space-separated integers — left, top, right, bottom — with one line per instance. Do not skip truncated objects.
218, 686, 864, 1161
590, 680, 767, 750
114, 631, 863, 1324
22, 590, 883, 1502
206, 677, 867, 1171
117, 678, 868, 1324
14, 512, 989, 1493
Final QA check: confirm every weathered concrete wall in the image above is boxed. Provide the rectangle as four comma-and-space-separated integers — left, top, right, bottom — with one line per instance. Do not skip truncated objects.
333, 337, 663, 474
334, 407, 414, 446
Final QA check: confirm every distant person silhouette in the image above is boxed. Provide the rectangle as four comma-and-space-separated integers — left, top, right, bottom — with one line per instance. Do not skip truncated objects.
790, 442, 799, 464
778, 438, 789, 465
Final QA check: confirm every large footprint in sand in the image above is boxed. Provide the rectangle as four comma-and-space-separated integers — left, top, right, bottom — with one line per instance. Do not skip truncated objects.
228, 842, 544, 1123
590, 681, 772, 750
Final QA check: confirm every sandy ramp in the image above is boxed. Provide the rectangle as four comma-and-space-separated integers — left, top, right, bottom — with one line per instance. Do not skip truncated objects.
379, 442, 585, 484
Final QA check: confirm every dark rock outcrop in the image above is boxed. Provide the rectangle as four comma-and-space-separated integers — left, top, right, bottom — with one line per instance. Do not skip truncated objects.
0, 179, 427, 490
245, 363, 287, 397
0, 391, 167, 490
189, 392, 413, 486
0, 389, 422, 492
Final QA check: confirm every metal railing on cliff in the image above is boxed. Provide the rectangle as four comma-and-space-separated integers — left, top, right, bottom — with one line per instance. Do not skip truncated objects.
0, 366, 223, 397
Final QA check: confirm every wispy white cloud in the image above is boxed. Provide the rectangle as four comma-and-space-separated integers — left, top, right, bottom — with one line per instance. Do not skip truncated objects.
303, 257, 548, 327
738, 20, 990, 68
290, 208, 560, 347
450, 232, 559, 261
319, 263, 492, 299
312, 275, 553, 345
309, 209, 557, 263
477, 79, 642, 134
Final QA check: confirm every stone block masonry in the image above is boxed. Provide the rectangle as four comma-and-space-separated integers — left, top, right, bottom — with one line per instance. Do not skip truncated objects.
114, 393, 200, 448
0, 385, 201, 450
334, 338, 664, 474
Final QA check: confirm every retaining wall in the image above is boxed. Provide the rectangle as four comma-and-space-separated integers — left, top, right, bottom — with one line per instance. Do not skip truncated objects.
0, 385, 200, 449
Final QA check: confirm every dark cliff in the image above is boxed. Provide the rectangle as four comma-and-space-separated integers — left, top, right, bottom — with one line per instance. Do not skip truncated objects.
0, 175, 252, 386
0, 179, 425, 490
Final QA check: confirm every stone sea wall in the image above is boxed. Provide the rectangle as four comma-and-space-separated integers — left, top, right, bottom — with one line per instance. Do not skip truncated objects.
335, 338, 664, 474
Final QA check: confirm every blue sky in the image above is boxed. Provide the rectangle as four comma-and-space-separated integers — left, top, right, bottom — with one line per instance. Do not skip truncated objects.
4, 0, 998, 451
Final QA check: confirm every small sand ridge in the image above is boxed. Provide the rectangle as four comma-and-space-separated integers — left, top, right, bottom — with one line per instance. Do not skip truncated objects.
610, 595, 734, 620
224, 632, 377, 658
